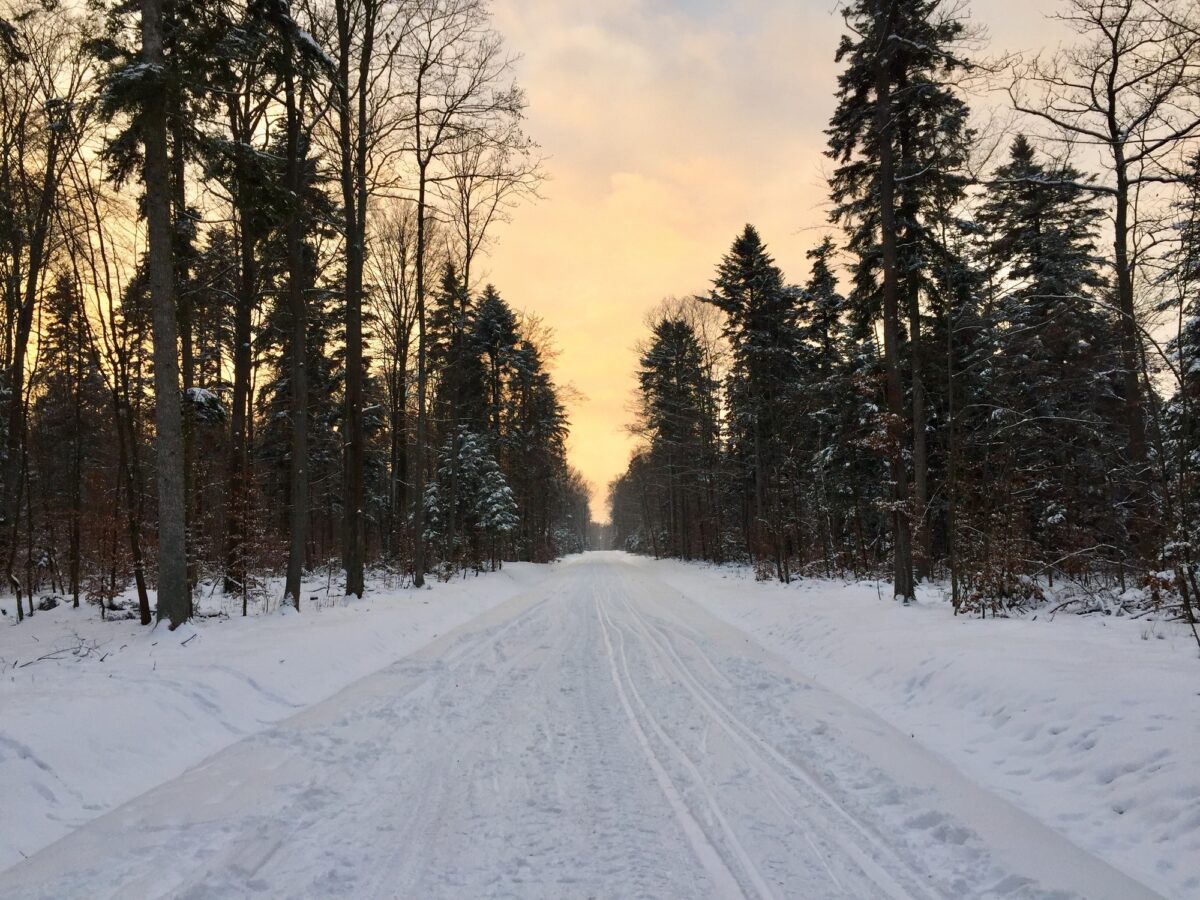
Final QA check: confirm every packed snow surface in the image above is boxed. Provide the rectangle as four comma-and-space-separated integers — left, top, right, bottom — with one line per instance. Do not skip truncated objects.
1, 552, 1196, 898
0, 564, 545, 870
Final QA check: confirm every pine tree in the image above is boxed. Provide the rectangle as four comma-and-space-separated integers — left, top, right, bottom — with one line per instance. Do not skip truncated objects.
429, 263, 486, 438
506, 340, 569, 562
252, 119, 341, 597
1009, 0, 1200, 559
1166, 154, 1200, 407
796, 237, 886, 575
469, 432, 518, 570
91, 0, 242, 606
29, 276, 110, 607
973, 135, 1122, 592
426, 427, 515, 570
196, 1, 286, 599
139, 0, 189, 627
827, 0, 974, 599
474, 285, 520, 443
705, 225, 800, 580
1163, 151, 1200, 625
428, 263, 486, 560
422, 481, 444, 546
636, 316, 719, 559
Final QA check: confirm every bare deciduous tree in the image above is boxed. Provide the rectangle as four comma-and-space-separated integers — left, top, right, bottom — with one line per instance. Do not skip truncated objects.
438, 125, 541, 292
0, 5, 89, 613
316, 0, 414, 597
398, 0, 526, 587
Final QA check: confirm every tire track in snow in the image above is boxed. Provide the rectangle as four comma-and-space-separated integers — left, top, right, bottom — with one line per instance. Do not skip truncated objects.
362, 590, 564, 897
3, 554, 1144, 899
611, 578, 933, 900
594, 571, 772, 899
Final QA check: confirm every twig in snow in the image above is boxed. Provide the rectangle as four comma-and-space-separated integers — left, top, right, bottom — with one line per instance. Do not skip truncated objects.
17, 650, 70, 667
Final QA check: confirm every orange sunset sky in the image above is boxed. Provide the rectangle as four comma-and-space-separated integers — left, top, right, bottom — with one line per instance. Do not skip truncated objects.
481, 0, 1062, 521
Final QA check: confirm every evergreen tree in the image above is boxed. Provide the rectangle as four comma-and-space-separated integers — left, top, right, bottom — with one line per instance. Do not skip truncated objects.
1163, 151, 1200, 619
426, 427, 516, 570
705, 225, 800, 580
474, 284, 520, 443
476, 463, 519, 569
28, 277, 110, 607
429, 262, 486, 438
797, 238, 886, 575
422, 481, 444, 545
428, 263, 485, 556
253, 132, 342, 576
506, 340, 569, 562
636, 316, 719, 559
199, 3, 293, 599
972, 136, 1122, 593
827, 0, 974, 598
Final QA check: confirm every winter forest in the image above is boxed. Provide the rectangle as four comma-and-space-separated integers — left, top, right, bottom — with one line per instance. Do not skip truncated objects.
1, 0, 1196, 636
610, 0, 1200, 632
3, 0, 1200, 896
1, 0, 590, 629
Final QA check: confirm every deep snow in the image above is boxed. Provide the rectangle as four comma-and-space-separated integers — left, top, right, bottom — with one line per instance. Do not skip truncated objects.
1, 552, 1196, 898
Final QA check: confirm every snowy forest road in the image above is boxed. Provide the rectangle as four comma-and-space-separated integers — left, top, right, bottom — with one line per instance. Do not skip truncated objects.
0, 553, 1163, 899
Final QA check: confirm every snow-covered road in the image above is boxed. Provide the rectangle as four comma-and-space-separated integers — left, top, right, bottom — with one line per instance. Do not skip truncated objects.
0, 553, 1165, 898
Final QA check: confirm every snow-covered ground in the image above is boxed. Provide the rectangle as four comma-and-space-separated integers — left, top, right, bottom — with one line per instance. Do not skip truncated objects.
649, 558, 1200, 899
0, 563, 552, 871
1, 552, 1196, 898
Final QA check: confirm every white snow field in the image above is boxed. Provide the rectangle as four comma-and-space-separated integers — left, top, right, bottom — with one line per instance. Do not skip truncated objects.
1, 552, 1196, 898
0, 563, 549, 872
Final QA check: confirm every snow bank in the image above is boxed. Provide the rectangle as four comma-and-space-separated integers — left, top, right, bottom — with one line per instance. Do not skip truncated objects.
645, 558, 1200, 899
0, 564, 554, 869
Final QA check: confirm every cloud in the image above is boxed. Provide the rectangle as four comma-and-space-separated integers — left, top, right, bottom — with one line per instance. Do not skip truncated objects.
484, 0, 1059, 519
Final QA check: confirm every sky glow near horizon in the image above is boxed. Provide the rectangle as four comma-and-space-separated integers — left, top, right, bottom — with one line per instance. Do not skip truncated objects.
482, 0, 1058, 521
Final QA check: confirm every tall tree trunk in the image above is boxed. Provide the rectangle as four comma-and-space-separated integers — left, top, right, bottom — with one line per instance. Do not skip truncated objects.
411, 161, 429, 588
896, 70, 930, 583
1112, 171, 1150, 550
70, 329, 83, 607
337, 0, 370, 598
281, 39, 308, 610
752, 419, 767, 563
947, 284, 960, 610
388, 365, 407, 551
170, 112, 197, 601
907, 279, 930, 581
115, 401, 151, 622
142, 0, 189, 628
224, 169, 255, 602
874, 8, 915, 602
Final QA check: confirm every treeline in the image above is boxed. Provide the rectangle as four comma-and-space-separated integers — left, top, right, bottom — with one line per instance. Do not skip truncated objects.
0, 0, 589, 627
611, 0, 1200, 623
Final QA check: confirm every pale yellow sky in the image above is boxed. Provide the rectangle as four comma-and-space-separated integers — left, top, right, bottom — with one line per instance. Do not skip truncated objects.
482, 0, 1058, 520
